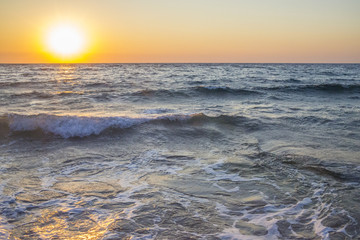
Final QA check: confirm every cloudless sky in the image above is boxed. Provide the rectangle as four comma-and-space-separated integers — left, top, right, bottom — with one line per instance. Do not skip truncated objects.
0, 0, 359, 63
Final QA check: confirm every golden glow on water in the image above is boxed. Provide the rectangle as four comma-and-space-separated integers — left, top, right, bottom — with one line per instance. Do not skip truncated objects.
54, 65, 81, 84
32, 209, 117, 240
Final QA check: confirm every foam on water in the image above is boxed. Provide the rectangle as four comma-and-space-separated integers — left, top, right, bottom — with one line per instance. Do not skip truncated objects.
143, 108, 174, 114
6, 113, 208, 138
8, 114, 147, 138
3, 112, 260, 138
1, 64, 360, 239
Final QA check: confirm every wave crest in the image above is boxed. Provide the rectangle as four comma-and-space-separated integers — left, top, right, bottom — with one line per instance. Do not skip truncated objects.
133, 86, 259, 98
0, 113, 258, 139
269, 83, 360, 93
7, 114, 149, 138
193, 86, 259, 95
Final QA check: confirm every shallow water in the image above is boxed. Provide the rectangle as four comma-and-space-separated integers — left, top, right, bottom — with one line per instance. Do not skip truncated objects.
0, 64, 360, 239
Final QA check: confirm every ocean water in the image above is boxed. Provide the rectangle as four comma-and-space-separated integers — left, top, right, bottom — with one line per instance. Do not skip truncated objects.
0, 63, 360, 239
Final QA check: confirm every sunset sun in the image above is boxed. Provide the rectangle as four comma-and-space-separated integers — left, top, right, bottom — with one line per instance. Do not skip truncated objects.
46, 23, 85, 57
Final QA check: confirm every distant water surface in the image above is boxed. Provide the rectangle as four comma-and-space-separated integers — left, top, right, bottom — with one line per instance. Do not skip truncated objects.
0, 64, 360, 239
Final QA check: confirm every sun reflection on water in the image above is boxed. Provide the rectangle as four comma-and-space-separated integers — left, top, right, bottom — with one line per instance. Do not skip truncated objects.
55, 65, 82, 85
31, 208, 118, 240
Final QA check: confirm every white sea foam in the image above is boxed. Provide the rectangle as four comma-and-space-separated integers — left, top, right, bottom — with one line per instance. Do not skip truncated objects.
202, 86, 228, 90
9, 114, 147, 138
8, 113, 195, 138
143, 108, 174, 114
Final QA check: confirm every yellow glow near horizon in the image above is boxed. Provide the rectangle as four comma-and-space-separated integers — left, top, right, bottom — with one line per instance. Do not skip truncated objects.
0, 0, 359, 63
45, 23, 86, 60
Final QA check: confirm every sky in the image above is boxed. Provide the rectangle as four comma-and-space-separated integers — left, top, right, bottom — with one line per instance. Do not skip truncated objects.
0, 0, 359, 63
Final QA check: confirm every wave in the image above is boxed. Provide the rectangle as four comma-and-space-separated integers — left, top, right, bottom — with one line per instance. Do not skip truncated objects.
277, 115, 333, 125
143, 108, 174, 114
279, 154, 360, 182
85, 82, 111, 88
284, 78, 302, 83
130, 83, 360, 99
11, 91, 53, 99
5, 114, 150, 138
192, 86, 259, 95
133, 86, 259, 98
0, 81, 39, 88
0, 113, 257, 139
267, 83, 360, 93
133, 89, 189, 98
255, 152, 360, 183
11, 91, 84, 99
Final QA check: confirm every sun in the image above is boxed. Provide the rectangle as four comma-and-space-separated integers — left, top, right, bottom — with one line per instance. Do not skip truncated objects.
46, 23, 85, 57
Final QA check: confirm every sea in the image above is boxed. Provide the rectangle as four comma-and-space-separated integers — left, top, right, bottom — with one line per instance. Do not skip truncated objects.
0, 63, 359, 239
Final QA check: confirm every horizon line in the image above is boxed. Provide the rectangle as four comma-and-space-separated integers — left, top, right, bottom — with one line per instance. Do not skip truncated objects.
0, 62, 359, 65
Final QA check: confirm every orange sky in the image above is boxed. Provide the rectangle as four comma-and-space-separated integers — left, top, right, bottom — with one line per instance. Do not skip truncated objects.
0, 0, 359, 63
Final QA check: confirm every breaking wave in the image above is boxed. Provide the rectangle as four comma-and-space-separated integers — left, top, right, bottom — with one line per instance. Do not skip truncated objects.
0, 113, 258, 139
